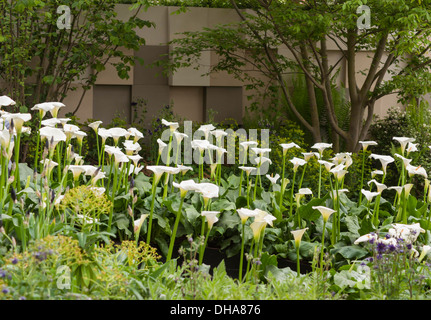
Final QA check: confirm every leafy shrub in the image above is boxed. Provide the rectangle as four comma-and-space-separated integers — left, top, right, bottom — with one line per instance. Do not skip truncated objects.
0, 235, 160, 300
369, 104, 431, 197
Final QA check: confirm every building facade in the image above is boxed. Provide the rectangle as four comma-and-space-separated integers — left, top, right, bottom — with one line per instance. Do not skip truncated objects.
59, 5, 402, 128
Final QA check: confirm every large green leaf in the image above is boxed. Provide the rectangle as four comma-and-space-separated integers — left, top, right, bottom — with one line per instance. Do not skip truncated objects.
332, 245, 369, 260
210, 199, 236, 212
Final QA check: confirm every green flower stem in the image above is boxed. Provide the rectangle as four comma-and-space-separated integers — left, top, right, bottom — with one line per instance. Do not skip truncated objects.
318, 162, 322, 199
146, 177, 159, 244
167, 194, 185, 261
199, 151, 204, 182
253, 165, 261, 201
402, 190, 408, 224
358, 150, 366, 207
297, 162, 307, 190
372, 193, 382, 226
33, 114, 42, 171
245, 241, 254, 281
198, 225, 211, 265
289, 170, 297, 217
426, 203, 431, 243
335, 180, 340, 243
246, 174, 250, 208
239, 223, 246, 282
107, 163, 119, 233
95, 131, 101, 167
296, 244, 301, 277
320, 219, 328, 275
162, 173, 170, 200
279, 153, 286, 212
13, 131, 21, 192
198, 198, 210, 265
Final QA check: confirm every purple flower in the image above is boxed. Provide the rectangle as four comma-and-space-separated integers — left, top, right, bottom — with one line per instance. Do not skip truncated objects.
376, 242, 387, 254
2, 288, 9, 294
388, 244, 397, 252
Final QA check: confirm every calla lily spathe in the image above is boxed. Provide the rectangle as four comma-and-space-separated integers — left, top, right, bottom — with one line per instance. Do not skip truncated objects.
0, 96, 16, 107
312, 206, 336, 222
393, 137, 415, 154
162, 119, 179, 133
291, 227, 308, 247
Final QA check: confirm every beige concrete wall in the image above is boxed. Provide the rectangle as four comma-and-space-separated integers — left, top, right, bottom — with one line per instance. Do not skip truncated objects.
170, 86, 204, 122
55, 4, 405, 128
59, 86, 94, 121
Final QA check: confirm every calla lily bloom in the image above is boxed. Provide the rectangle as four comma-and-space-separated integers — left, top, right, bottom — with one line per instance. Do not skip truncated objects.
239, 166, 256, 175
40, 159, 58, 176
295, 188, 312, 204
177, 164, 193, 175
239, 141, 258, 151
0, 96, 16, 107
406, 164, 428, 178
210, 129, 227, 143
354, 232, 378, 245
201, 211, 219, 230
195, 182, 219, 200
146, 165, 173, 184
173, 131, 188, 145
254, 156, 272, 166
191, 139, 211, 153
41, 118, 62, 127
318, 160, 335, 172
367, 179, 388, 193
329, 188, 349, 200
251, 147, 271, 157
330, 165, 348, 182
290, 157, 306, 172
369, 154, 395, 173
134, 214, 149, 233
39, 126, 67, 149
312, 206, 336, 222
250, 220, 267, 242
2, 113, 31, 133
291, 227, 308, 247
358, 141, 378, 151
394, 153, 413, 168
162, 119, 179, 133
236, 208, 258, 224
157, 138, 167, 156
123, 140, 142, 155
388, 223, 425, 243
302, 152, 315, 161
419, 245, 431, 263
128, 127, 144, 143
31, 102, 55, 118
46, 102, 65, 118
68, 165, 86, 181
311, 142, 333, 155
393, 137, 415, 154
173, 179, 199, 197
280, 142, 300, 155
254, 209, 276, 227
98, 128, 112, 144
266, 173, 280, 184
127, 154, 142, 167
198, 124, 216, 139
88, 121, 103, 133
371, 170, 384, 178
107, 127, 128, 145
361, 189, 380, 202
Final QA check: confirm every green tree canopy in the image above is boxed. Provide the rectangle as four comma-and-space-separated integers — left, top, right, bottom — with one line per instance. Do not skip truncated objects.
162, 0, 431, 152
0, 0, 154, 112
